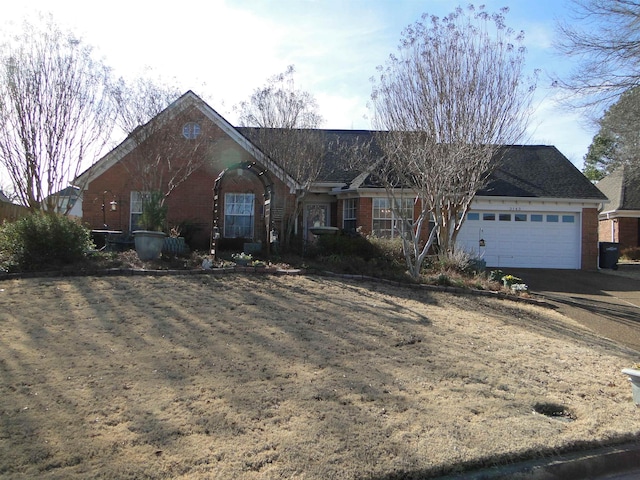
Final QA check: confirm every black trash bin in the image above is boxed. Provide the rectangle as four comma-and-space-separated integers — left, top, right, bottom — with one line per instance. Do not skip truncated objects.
599, 242, 620, 269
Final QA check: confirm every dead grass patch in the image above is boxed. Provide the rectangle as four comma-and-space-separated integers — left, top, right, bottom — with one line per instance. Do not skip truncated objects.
0, 274, 638, 479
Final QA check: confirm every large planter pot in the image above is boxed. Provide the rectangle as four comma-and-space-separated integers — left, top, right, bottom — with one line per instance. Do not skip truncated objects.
622, 368, 640, 405
133, 230, 167, 261
310, 226, 339, 236
163, 236, 188, 255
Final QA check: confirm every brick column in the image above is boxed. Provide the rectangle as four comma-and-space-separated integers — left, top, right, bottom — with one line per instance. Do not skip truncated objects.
581, 207, 599, 270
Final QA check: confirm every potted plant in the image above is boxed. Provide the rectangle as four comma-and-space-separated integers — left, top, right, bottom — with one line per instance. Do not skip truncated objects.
232, 252, 252, 266
163, 226, 188, 256
133, 191, 168, 261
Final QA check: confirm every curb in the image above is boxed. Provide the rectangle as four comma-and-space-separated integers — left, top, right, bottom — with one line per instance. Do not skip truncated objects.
435, 442, 640, 479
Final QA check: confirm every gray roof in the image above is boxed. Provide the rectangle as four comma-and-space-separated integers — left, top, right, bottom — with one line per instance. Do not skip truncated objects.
480, 145, 607, 200
597, 166, 640, 211
237, 127, 604, 200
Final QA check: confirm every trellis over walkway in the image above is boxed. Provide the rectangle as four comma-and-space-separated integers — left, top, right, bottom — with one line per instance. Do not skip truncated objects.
210, 161, 275, 259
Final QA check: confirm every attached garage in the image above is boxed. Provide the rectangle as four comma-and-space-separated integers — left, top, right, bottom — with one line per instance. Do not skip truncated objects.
457, 207, 582, 269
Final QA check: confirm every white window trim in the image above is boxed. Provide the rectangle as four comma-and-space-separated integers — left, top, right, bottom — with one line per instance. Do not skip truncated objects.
372, 197, 413, 238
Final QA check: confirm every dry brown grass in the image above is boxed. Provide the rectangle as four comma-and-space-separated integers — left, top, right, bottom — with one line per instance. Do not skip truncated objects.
1, 274, 639, 479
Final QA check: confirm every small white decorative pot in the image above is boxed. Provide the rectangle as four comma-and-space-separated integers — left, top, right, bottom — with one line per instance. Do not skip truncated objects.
621, 368, 640, 405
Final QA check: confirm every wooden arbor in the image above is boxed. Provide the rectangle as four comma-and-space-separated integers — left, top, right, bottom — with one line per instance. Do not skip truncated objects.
210, 161, 275, 259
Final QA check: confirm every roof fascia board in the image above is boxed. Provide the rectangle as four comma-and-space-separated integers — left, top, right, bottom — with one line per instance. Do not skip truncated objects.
599, 210, 640, 219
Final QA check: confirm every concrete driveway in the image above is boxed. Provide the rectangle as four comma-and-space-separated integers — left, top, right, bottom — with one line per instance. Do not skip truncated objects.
508, 264, 640, 352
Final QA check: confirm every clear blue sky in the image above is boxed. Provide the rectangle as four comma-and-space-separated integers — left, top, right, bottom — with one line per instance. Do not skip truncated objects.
4, 0, 595, 169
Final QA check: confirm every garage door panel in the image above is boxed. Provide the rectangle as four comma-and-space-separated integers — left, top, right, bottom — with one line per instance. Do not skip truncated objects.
457, 211, 580, 269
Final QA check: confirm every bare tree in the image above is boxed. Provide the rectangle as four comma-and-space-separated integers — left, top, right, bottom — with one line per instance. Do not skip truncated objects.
113, 79, 208, 209
369, 5, 535, 279
555, 0, 640, 110
0, 15, 117, 213
235, 65, 325, 247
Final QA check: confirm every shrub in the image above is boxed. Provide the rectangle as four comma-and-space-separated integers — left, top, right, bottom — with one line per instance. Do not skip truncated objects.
138, 191, 168, 232
434, 248, 480, 274
366, 235, 405, 265
621, 246, 640, 261
0, 212, 94, 271
317, 234, 378, 259
435, 273, 452, 286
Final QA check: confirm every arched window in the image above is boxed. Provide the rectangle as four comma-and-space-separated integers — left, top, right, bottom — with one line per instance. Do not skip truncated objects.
182, 122, 201, 139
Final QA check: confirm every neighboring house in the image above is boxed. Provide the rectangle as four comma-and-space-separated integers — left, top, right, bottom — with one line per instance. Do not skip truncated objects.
75, 91, 606, 269
596, 166, 640, 250
52, 186, 82, 217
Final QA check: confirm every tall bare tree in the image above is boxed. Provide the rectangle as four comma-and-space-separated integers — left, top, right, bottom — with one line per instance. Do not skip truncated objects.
0, 15, 117, 213
113, 79, 208, 209
369, 5, 535, 279
555, 0, 640, 110
235, 65, 325, 247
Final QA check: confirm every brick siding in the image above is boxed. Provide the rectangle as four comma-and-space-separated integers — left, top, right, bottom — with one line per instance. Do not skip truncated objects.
83, 109, 296, 251
582, 207, 599, 270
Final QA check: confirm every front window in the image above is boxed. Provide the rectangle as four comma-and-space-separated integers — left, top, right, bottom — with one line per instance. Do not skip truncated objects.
372, 197, 413, 238
224, 193, 254, 238
343, 198, 357, 233
130, 191, 149, 231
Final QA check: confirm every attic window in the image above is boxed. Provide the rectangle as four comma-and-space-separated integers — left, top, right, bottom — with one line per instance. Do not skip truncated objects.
182, 122, 201, 139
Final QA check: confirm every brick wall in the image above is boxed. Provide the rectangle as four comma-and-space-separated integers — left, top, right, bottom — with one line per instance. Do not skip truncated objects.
83, 107, 296, 250
357, 197, 373, 235
581, 207, 599, 270
598, 218, 615, 243
598, 217, 640, 250
618, 217, 639, 249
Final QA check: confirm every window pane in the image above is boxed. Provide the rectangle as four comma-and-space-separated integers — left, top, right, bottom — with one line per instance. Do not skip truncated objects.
467, 213, 480, 221
562, 215, 575, 223
483, 213, 495, 221
531, 214, 543, 222
514, 214, 527, 222
372, 219, 392, 238
343, 199, 356, 220
499, 213, 511, 221
343, 198, 356, 232
343, 219, 356, 233
547, 214, 559, 222
224, 193, 254, 238
373, 197, 413, 238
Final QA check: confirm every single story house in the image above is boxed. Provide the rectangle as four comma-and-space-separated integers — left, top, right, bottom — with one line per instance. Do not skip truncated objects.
76, 91, 606, 269
596, 166, 640, 251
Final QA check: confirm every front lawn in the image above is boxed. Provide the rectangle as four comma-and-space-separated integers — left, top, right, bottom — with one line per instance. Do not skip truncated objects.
0, 275, 637, 478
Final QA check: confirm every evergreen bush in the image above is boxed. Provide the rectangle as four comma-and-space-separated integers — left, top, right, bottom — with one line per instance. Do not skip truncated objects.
0, 212, 93, 271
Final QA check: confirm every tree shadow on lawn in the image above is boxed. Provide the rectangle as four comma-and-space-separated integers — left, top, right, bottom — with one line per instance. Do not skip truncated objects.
0, 274, 440, 476
1, 274, 638, 479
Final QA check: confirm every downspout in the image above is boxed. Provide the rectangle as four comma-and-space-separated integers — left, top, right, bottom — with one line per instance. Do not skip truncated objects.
611, 218, 615, 242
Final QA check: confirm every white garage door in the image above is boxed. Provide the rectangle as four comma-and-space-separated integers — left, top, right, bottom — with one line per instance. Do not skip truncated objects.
456, 211, 581, 269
